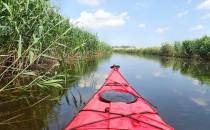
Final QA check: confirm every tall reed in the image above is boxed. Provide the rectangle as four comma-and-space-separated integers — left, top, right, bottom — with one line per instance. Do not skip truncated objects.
0, 0, 111, 92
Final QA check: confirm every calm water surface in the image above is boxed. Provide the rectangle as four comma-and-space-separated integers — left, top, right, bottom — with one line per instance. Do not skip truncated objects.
46, 54, 210, 130
2, 54, 210, 130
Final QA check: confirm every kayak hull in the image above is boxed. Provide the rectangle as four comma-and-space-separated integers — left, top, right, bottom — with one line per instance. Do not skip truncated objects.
65, 65, 174, 130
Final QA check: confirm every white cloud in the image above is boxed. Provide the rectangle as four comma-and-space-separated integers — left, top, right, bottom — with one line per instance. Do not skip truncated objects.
70, 10, 128, 29
201, 13, 210, 19
197, 0, 210, 10
77, 0, 104, 6
177, 10, 189, 18
155, 27, 169, 34
138, 23, 146, 29
190, 24, 204, 31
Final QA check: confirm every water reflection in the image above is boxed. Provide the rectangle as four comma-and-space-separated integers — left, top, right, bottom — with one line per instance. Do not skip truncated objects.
51, 54, 210, 130
0, 54, 111, 130
107, 54, 210, 130
138, 55, 210, 86
191, 97, 208, 107
1, 53, 210, 130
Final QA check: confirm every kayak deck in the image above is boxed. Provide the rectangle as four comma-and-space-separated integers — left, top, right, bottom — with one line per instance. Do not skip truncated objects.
65, 65, 174, 130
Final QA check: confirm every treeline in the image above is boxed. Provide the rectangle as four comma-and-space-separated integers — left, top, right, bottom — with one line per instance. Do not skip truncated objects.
114, 36, 210, 59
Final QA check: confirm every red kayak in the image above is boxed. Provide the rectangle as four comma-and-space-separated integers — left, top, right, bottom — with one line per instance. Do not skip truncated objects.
65, 65, 174, 130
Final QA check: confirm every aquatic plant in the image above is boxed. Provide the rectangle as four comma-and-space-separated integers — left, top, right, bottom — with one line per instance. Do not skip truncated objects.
0, 0, 111, 92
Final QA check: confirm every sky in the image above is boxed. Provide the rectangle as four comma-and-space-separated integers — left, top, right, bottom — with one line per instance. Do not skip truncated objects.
51, 0, 210, 47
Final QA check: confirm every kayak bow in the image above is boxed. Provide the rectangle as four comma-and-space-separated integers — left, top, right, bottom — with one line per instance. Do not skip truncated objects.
65, 65, 174, 130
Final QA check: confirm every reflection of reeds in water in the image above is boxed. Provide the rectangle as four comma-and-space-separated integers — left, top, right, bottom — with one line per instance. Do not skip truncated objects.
65, 73, 99, 116
0, 95, 50, 129
0, 54, 111, 130
129, 54, 210, 86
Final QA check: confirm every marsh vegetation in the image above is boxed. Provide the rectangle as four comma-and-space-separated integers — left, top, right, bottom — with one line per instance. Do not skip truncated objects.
114, 36, 210, 60
0, 0, 111, 93
0, 0, 111, 128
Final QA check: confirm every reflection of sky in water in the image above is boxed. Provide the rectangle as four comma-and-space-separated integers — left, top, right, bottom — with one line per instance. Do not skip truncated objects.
153, 71, 167, 78
187, 77, 201, 86
191, 97, 208, 107
135, 74, 143, 80
78, 72, 108, 88
48, 54, 210, 130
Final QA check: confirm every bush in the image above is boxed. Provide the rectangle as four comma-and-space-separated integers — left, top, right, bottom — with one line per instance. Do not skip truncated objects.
160, 43, 174, 56
197, 36, 210, 58
174, 41, 183, 56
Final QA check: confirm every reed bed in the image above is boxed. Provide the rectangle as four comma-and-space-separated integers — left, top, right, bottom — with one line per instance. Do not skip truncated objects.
114, 36, 210, 59
0, 0, 112, 128
0, 0, 112, 93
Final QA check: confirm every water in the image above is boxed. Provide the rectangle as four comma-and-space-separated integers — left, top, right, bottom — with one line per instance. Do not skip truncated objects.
1, 54, 210, 130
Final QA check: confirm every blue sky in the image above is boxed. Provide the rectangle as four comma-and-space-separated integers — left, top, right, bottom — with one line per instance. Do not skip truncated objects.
51, 0, 210, 47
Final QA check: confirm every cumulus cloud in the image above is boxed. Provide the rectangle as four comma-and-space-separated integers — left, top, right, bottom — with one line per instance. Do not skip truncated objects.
77, 0, 104, 6
177, 10, 189, 18
70, 10, 128, 29
155, 27, 169, 34
138, 23, 146, 29
197, 0, 210, 10
201, 13, 210, 19
190, 24, 204, 31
